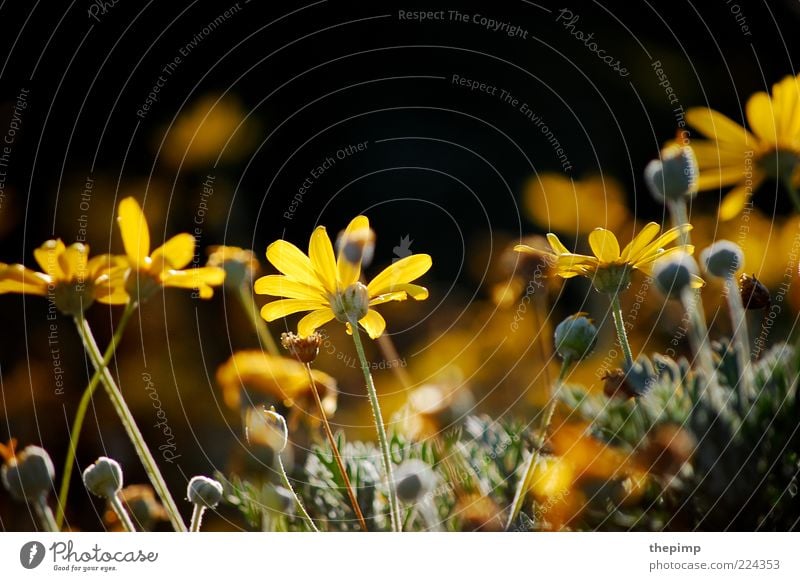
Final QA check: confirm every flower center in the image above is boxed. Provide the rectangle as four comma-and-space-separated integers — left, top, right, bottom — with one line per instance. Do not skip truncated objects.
125, 270, 161, 304
592, 264, 632, 294
330, 282, 369, 323
759, 148, 799, 183
53, 280, 96, 316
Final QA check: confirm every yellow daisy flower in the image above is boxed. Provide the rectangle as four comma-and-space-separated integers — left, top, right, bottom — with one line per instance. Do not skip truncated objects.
518, 222, 698, 293
117, 197, 225, 300
255, 215, 432, 339
687, 74, 800, 220
0, 240, 128, 314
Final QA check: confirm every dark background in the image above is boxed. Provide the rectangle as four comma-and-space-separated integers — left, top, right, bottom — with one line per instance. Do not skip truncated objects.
1, 0, 799, 530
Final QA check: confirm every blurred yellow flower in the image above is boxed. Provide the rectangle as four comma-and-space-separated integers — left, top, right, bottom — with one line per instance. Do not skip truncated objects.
255, 215, 432, 339
528, 223, 699, 292
687, 74, 800, 220
117, 197, 225, 300
523, 173, 629, 235
162, 96, 250, 167
0, 240, 128, 314
206, 245, 260, 288
216, 350, 337, 415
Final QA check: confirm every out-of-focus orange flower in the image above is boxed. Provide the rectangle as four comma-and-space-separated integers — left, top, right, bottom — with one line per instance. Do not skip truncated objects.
523, 173, 629, 235
216, 350, 337, 416
162, 95, 251, 167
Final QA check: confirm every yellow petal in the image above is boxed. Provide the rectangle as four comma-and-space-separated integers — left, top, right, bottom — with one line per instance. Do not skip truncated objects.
638, 224, 693, 259
151, 233, 195, 270
118, 197, 151, 265
336, 215, 370, 287
308, 226, 338, 294
0, 264, 49, 295
253, 274, 326, 300
297, 308, 336, 337
635, 245, 695, 269
686, 107, 754, 147
369, 290, 408, 306
367, 254, 432, 297
690, 274, 705, 288
265, 240, 321, 288
545, 233, 570, 255
695, 165, 749, 190
620, 222, 661, 262
588, 229, 621, 263
60, 243, 89, 281
95, 285, 130, 305
719, 183, 754, 221
260, 299, 327, 321
387, 283, 428, 300
359, 309, 386, 339
160, 267, 226, 294
746, 92, 777, 145
33, 239, 66, 279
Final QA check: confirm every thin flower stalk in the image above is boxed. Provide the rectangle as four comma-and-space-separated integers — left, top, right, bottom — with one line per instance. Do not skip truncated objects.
109, 494, 137, 532
276, 455, 319, 532
723, 277, 756, 403
56, 301, 138, 528
73, 315, 187, 532
610, 294, 634, 368
505, 357, 572, 530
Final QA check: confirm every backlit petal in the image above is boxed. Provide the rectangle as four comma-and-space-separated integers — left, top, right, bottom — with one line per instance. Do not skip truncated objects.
686, 107, 754, 148
297, 308, 336, 337
359, 309, 386, 339
33, 239, 66, 279
367, 254, 432, 297
254, 274, 326, 300
260, 299, 327, 321
369, 291, 407, 306
746, 92, 777, 145
118, 197, 151, 265
265, 240, 321, 288
545, 233, 570, 255
588, 229, 621, 262
719, 183, 755, 221
620, 222, 661, 262
308, 226, 338, 294
0, 264, 50, 295
60, 243, 89, 281
151, 233, 195, 271
336, 215, 370, 287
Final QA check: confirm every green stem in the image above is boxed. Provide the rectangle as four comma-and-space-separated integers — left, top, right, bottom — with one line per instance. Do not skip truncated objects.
237, 283, 280, 356
56, 302, 138, 529
277, 455, 319, 532
33, 496, 58, 532
303, 364, 368, 531
73, 315, 187, 532
680, 288, 726, 413
109, 494, 137, 532
189, 504, 206, 533
505, 357, 571, 531
349, 323, 402, 532
610, 293, 634, 368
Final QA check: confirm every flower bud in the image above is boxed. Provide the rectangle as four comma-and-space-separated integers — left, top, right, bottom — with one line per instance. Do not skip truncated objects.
1, 445, 55, 502
554, 313, 598, 362
337, 226, 376, 269
652, 252, 700, 298
187, 475, 223, 509
700, 240, 743, 279
281, 331, 321, 363
82, 457, 123, 499
245, 407, 288, 453
739, 273, 770, 310
644, 145, 698, 203
332, 282, 369, 323
393, 459, 438, 503
206, 246, 259, 288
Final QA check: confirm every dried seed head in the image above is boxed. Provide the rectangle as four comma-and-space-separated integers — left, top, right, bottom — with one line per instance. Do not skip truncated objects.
1, 445, 55, 502
739, 273, 770, 310
602, 358, 655, 400
641, 424, 695, 478
281, 331, 322, 363
187, 475, 223, 509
